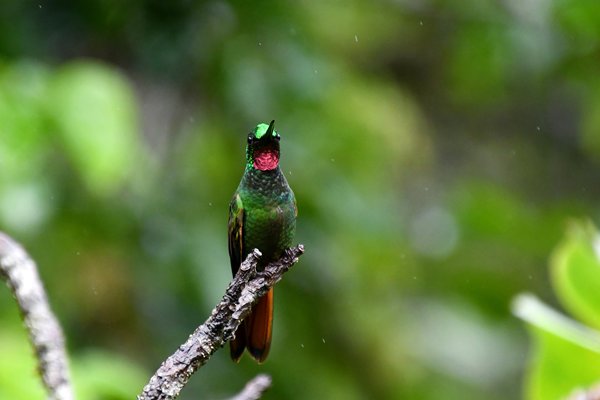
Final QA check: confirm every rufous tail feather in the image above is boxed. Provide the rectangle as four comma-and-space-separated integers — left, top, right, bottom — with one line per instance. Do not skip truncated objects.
229, 324, 246, 362
246, 288, 274, 363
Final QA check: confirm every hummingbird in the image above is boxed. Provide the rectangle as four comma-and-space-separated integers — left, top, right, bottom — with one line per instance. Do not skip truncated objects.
228, 120, 297, 363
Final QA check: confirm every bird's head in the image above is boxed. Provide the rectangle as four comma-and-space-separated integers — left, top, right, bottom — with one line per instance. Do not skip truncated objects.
246, 120, 281, 171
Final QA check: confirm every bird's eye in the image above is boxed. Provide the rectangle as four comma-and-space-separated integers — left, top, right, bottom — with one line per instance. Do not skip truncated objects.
275, 133, 281, 141
247, 134, 253, 144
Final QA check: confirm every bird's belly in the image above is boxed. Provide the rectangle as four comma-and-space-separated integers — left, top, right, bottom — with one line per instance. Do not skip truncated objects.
243, 205, 296, 266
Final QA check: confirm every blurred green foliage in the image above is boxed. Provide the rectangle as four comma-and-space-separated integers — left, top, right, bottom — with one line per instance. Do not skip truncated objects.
515, 221, 600, 400
1, 1, 600, 399
552, 222, 600, 330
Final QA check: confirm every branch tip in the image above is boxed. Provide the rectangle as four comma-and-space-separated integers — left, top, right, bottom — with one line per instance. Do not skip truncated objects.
229, 374, 272, 400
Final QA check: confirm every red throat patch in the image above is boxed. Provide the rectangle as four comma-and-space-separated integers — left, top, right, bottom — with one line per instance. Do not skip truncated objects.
253, 148, 279, 171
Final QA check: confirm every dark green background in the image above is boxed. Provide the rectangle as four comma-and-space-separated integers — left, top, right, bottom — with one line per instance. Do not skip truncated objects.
1, 1, 600, 399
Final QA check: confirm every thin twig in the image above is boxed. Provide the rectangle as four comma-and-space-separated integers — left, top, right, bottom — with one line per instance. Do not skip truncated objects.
0, 232, 74, 400
229, 374, 272, 400
138, 244, 304, 400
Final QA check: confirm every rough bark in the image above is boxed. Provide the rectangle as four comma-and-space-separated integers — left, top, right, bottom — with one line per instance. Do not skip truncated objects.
0, 232, 74, 400
138, 244, 304, 400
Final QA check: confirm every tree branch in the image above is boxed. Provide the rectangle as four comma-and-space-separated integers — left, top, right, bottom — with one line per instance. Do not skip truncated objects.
228, 374, 272, 400
0, 230, 302, 400
138, 244, 305, 400
0, 232, 74, 400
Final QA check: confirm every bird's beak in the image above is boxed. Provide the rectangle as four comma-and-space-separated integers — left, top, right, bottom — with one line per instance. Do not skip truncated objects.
262, 120, 275, 140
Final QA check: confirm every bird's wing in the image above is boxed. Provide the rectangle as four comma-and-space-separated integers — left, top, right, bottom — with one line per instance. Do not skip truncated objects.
228, 193, 246, 362
228, 193, 245, 277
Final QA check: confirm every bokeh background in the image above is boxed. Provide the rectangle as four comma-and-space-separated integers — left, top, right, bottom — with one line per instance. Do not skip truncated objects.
1, 1, 600, 399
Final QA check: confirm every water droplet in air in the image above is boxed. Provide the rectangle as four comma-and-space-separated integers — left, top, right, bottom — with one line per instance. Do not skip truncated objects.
354, 34, 359, 43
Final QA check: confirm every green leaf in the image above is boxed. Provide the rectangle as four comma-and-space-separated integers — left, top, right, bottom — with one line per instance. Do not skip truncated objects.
551, 220, 600, 330
48, 61, 140, 195
513, 294, 600, 400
